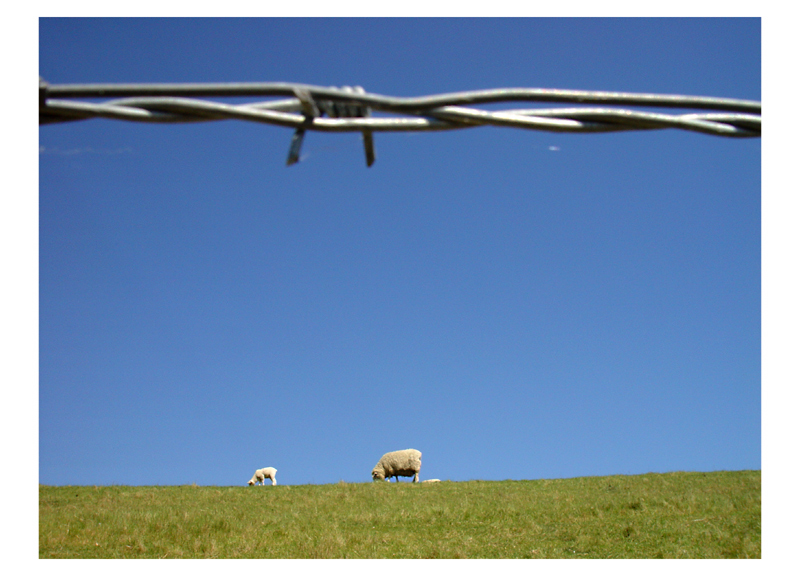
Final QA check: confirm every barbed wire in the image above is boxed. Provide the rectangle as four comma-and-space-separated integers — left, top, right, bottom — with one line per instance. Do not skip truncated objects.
39, 79, 761, 167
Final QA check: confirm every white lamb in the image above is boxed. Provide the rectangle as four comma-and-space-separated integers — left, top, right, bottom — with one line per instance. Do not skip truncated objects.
371, 449, 422, 482
248, 467, 277, 486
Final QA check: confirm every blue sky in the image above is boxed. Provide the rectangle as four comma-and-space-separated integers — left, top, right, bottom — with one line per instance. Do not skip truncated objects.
37, 17, 761, 487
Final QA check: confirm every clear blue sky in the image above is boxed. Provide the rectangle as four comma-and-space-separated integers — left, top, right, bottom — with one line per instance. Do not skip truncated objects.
38, 17, 760, 486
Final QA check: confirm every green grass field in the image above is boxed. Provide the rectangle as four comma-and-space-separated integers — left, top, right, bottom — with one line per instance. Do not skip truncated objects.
39, 470, 760, 558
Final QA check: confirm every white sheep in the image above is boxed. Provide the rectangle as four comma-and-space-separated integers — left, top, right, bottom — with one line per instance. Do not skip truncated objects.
421, 479, 441, 483
371, 449, 422, 482
248, 467, 277, 486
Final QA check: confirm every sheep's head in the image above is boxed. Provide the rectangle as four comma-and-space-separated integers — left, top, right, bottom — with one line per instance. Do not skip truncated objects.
371, 466, 386, 481
248, 480, 255, 486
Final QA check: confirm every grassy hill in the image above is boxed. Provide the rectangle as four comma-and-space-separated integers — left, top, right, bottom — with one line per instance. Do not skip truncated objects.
39, 470, 760, 558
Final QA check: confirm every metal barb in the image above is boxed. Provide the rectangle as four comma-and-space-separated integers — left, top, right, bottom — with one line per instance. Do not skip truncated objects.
352, 86, 376, 167
286, 128, 306, 167
286, 89, 319, 166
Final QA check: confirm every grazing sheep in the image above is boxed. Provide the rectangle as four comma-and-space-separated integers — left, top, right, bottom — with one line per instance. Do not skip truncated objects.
372, 449, 422, 482
248, 467, 277, 486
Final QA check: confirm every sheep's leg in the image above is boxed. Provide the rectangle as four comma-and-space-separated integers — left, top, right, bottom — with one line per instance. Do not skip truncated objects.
413, 472, 419, 483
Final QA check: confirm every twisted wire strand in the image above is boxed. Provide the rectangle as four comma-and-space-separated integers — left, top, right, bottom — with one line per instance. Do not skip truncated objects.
39, 80, 761, 166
